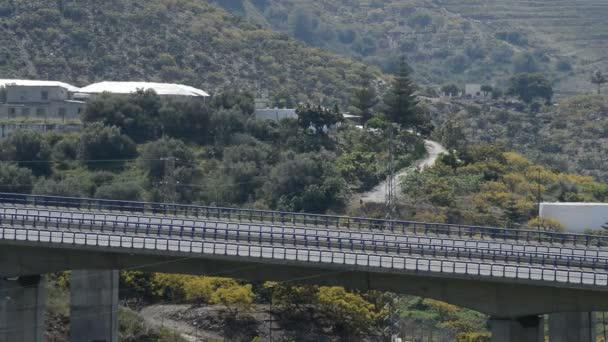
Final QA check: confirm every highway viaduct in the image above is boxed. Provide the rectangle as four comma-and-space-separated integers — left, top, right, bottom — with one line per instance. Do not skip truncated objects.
0, 193, 607, 342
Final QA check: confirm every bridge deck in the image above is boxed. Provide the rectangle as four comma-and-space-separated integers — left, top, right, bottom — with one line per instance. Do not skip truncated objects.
2, 224, 608, 291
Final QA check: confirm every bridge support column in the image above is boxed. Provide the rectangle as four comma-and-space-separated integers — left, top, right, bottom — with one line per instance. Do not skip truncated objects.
0, 275, 46, 342
70, 270, 119, 342
549, 312, 595, 342
490, 315, 544, 342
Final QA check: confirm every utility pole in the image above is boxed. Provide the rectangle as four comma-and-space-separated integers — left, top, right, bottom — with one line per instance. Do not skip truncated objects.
160, 156, 177, 203
537, 168, 542, 230
385, 126, 397, 219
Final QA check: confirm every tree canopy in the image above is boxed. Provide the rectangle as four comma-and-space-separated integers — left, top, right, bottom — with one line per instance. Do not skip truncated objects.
508, 73, 553, 104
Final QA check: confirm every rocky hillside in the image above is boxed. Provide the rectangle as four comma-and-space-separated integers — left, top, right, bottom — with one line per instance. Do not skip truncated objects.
212, 0, 608, 94
0, 0, 383, 105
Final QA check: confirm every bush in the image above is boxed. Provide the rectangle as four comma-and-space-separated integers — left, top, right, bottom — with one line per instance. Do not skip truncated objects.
0, 163, 34, 193
317, 287, 384, 336
0, 130, 51, 176
94, 181, 144, 201
33, 175, 94, 197
79, 123, 138, 168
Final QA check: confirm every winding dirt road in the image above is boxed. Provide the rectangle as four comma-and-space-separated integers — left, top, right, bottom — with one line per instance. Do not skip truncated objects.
359, 139, 446, 203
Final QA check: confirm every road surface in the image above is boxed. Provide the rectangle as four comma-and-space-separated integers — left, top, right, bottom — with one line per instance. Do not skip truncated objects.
360, 139, 447, 203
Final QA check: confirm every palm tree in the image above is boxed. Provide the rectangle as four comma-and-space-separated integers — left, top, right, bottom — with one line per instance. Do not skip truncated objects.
591, 71, 607, 94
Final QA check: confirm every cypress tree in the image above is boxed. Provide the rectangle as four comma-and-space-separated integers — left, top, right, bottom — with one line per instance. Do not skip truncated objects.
383, 57, 423, 129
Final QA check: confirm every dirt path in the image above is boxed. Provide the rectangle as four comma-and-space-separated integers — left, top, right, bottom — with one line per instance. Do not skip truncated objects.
139, 305, 221, 342
359, 139, 446, 204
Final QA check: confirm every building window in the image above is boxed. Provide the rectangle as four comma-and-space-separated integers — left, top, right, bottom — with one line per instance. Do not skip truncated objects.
22, 107, 30, 116
36, 107, 46, 117
8, 107, 16, 117
41, 91, 48, 101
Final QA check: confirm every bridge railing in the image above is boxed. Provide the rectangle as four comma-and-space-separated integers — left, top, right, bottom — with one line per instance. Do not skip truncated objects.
1, 192, 607, 247
2, 207, 608, 270
1, 225, 607, 287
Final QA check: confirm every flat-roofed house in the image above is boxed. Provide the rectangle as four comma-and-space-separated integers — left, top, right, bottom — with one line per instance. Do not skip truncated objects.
0, 79, 85, 122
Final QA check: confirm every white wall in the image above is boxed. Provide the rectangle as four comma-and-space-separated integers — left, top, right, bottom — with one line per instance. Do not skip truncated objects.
540, 203, 608, 233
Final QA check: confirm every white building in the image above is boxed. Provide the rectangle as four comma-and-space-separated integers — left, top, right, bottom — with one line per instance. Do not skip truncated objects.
78, 81, 210, 99
464, 84, 483, 98
0, 79, 85, 122
540, 202, 608, 233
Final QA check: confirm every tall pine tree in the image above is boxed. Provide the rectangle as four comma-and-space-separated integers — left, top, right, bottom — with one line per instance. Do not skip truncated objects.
383, 57, 424, 130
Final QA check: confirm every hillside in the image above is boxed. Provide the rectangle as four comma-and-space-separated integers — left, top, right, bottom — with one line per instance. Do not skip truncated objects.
0, 0, 383, 105
426, 94, 608, 182
212, 0, 608, 94
434, 0, 608, 94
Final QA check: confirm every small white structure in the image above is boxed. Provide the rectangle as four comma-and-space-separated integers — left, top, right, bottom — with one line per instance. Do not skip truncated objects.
0, 79, 85, 121
540, 203, 608, 233
465, 84, 483, 98
79, 81, 210, 98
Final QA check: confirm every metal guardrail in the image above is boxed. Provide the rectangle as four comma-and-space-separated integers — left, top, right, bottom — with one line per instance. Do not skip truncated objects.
1, 225, 607, 288
1, 192, 607, 247
2, 207, 608, 270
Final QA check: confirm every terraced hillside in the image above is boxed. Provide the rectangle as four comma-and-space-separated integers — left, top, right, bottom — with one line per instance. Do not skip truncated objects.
213, 0, 608, 94
433, 0, 608, 93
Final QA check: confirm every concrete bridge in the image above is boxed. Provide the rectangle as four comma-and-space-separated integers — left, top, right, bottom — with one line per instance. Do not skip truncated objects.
0, 193, 607, 342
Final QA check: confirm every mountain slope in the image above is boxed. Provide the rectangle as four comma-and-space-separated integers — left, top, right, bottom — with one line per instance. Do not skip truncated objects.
212, 0, 607, 94
0, 0, 382, 105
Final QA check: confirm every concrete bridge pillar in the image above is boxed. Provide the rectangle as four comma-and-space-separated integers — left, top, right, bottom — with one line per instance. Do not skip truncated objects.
490, 315, 544, 342
0, 275, 46, 342
70, 270, 119, 342
549, 312, 595, 342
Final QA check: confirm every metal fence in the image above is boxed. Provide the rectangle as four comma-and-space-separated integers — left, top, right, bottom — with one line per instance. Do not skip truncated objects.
1, 225, 607, 287
1, 192, 607, 247
398, 320, 457, 342
2, 207, 608, 270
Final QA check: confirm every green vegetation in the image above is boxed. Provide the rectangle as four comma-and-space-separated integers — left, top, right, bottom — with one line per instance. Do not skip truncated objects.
427, 94, 608, 183
508, 73, 553, 104
0, 89, 424, 212
0, 0, 383, 106
399, 145, 608, 228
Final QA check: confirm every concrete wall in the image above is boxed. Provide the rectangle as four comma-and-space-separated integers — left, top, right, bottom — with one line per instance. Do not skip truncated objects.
0, 276, 46, 342
540, 202, 608, 233
254, 108, 297, 121
0, 123, 82, 138
6, 85, 69, 103
70, 270, 118, 342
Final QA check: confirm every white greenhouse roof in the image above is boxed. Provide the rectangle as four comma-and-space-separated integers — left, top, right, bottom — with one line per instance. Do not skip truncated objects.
79, 81, 210, 97
0, 79, 80, 92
